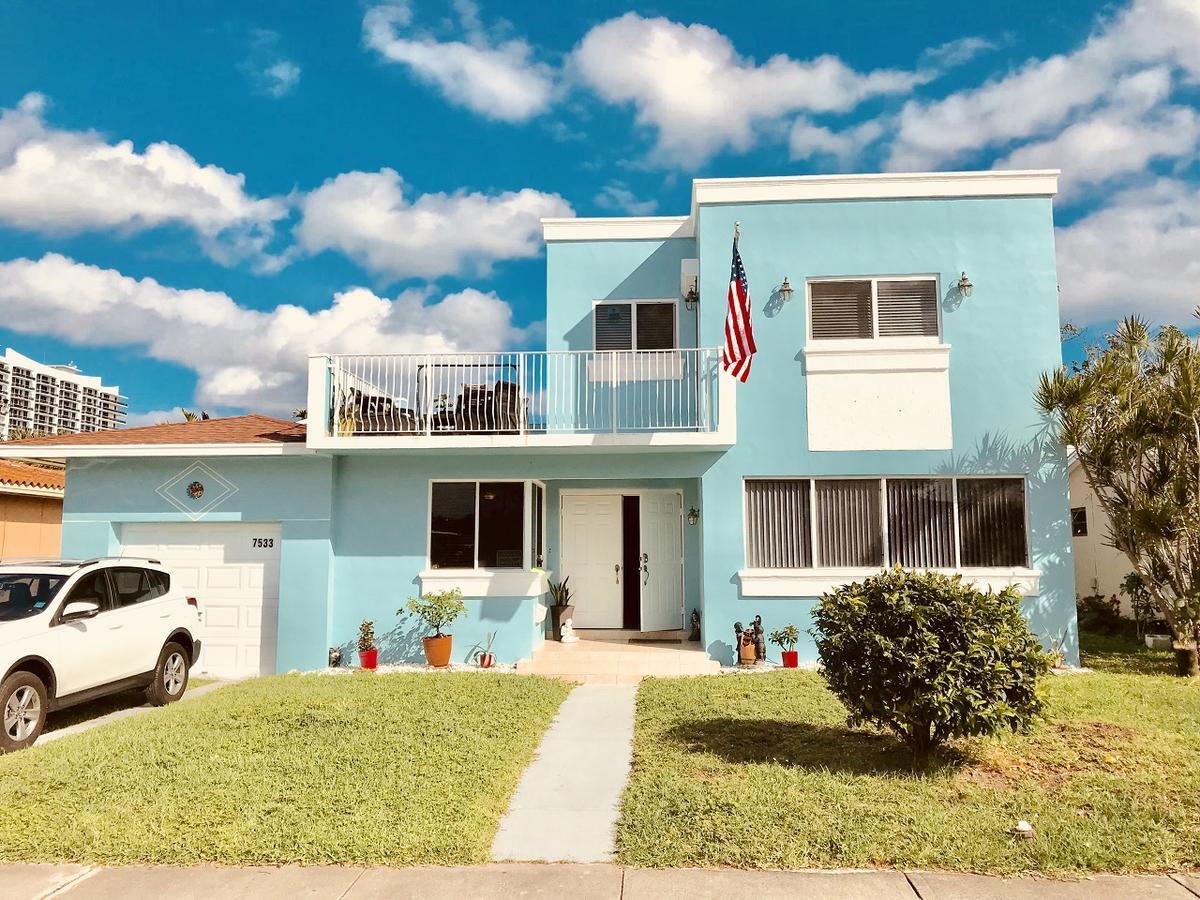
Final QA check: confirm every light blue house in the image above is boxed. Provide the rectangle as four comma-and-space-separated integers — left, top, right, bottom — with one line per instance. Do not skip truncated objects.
5, 170, 1077, 678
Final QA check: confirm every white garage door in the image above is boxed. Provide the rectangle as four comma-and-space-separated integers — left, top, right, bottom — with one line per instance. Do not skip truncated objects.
120, 523, 282, 679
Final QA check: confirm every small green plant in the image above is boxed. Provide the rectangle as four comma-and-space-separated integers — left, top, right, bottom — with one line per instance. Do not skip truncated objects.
357, 619, 376, 653
768, 624, 799, 651
404, 588, 466, 637
812, 567, 1048, 758
476, 631, 496, 665
1122, 571, 1159, 637
1076, 592, 1124, 635
548, 577, 572, 607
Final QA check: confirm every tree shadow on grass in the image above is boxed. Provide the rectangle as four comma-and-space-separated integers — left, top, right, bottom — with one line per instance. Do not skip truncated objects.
664, 718, 971, 777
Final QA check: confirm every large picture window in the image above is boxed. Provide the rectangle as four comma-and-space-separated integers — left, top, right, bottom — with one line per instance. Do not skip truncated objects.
809, 277, 939, 341
744, 476, 1027, 569
430, 481, 537, 570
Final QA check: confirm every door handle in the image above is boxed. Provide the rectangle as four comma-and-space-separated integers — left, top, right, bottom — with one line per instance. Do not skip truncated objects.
614, 563, 620, 584
641, 552, 650, 586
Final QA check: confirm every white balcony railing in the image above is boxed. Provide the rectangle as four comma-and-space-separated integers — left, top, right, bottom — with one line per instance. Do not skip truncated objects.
318, 349, 722, 438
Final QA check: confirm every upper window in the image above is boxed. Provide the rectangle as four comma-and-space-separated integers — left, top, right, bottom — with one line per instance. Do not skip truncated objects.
809, 277, 939, 341
430, 481, 528, 570
744, 476, 1027, 569
594, 301, 677, 351
1071, 507, 1088, 537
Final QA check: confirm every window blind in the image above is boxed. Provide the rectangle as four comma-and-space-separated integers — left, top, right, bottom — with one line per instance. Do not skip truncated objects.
810, 281, 873, 340
635, 302, 676, 350
816, 479, 883, 566
886, 478, 955, 567
594, 303, 632, 350
877, 279, 939, 337
957, 478, 1027, 566
745, 479, 812, 568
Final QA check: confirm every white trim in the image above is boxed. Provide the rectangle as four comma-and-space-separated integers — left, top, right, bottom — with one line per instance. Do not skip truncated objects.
0, 442, 312, 459
738, 567, 1042, 597
802, 343, 951, 374
542, 216, 694, 242
305, 429, 735, 452
692, 170, 1059, 207
419, 568, 550, 598
0, 483, 64, 499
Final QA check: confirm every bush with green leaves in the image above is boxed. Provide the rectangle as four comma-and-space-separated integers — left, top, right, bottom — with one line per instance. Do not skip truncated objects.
812, 568, 1048, 757
403, 588, 467, 637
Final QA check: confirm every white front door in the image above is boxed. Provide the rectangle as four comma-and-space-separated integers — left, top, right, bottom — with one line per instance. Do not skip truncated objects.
560, 493, 623, 628
120, 523, 282, 679
640, 491, 683, 632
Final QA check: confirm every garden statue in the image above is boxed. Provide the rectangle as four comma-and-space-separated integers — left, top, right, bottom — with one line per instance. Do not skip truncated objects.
328, 647, 343, 668
752, 615, 766, 662
689, 608, 701, 642
560, 617, 579, 644
734, 620, 759, 665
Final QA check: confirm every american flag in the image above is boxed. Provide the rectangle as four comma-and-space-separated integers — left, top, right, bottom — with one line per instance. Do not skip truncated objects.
721, 231, 756, 382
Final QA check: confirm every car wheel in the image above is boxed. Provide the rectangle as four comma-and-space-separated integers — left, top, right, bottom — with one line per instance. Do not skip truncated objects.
1, 671, 49, 753
146, 642, 190, 707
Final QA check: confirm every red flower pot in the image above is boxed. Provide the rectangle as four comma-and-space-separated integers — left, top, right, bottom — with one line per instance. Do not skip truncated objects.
359, 648, 378, 670
478, 652, 495, 669
781, 650, 799, 669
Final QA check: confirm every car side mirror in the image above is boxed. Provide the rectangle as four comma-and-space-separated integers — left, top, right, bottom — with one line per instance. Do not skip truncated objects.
60, 600, 100, 622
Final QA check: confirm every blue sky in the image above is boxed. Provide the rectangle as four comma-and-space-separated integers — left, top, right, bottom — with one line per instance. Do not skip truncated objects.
0, 0, 1196, 421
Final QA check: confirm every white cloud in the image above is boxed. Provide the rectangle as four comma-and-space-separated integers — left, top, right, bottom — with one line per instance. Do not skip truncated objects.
295, 168, 572, 281
1056, 179, 1200, 325
593, 181, 658, 215
124, 408, 188, 428
789, 117, 885, 164
261, 61, 301, 98
0, 254, 540, 413
887, 0, 1200, 171
0, 93, 288, 268
570, 12, 929, 167
363, 2, 554, 122
243, 30, 301, 98
920, 36, 996, 68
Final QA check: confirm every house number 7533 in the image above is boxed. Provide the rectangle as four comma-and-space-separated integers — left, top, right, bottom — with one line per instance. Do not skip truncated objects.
252, 538, 275, 548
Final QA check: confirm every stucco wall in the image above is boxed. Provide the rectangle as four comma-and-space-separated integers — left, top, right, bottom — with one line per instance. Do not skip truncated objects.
1069, 462, 1132, 614
692, 196, 1076, 664
0, 492, 62, 558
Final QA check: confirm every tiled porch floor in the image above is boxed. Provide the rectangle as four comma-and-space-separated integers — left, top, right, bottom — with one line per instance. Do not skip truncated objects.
517, 631, 720, 683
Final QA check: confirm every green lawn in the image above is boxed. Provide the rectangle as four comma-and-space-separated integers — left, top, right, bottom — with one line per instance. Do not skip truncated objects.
617, 631, 1200, 874
0, 672, 571, 866
44, 677, 216, 734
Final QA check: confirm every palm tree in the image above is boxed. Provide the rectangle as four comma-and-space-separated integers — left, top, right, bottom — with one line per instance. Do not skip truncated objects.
1036, 316, 1200, 675
181, 409, 211, 422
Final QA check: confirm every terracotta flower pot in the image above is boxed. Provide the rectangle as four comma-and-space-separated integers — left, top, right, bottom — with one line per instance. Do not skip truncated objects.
478, 652, 495, 669
738, 641, 757, 665
359, 648, 378, 670
781, 650, 799, 668
424, 634, 453, 668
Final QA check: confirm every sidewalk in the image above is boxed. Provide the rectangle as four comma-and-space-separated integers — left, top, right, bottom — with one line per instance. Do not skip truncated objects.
6, 863, 1199, 900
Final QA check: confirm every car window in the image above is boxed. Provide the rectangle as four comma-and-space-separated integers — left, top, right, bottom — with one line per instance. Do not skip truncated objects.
148, 570, 171, 598
65, 570, 114, 611
109, 567, 158, 607
0, 574, 67, 622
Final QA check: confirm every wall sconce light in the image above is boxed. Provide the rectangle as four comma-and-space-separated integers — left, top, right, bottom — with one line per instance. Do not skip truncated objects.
684, 278, 700, 311
687, 506, 700, 526
777, 276, 794, 303
957, 271, 974, 298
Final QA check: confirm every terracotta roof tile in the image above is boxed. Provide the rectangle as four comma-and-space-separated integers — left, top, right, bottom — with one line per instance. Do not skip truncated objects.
0, 459, 65, 491
3, 414, 306, 448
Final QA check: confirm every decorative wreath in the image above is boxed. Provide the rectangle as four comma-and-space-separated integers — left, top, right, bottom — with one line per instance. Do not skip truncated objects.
186, 481, 205, 499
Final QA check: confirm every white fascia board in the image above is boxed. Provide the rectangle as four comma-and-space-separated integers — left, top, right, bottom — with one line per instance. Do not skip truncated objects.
541, 216, 694, 242
0, 483, 64, 499
0, 443, 314, 459
420, 569, 550, 598
692, 170, 1060, 206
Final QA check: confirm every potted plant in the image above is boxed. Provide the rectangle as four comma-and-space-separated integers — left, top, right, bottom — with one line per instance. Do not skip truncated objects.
404, 588, 466, 668
770, 624, 800, 668
357, 619, 378, 670
476, 631, 496, 669
547, 577, 574, 641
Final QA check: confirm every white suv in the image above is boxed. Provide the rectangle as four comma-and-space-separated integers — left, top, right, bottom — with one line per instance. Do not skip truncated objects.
0, 558, 201, 752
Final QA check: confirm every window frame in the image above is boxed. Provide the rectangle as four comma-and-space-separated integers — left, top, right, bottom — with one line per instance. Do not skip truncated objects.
107, 566, 161, 608
427, 479, 544, 572
806, 275, 942, 344
1071, 506, 1088, 537
591, 299, 679, 351
742, 474, 1030, 571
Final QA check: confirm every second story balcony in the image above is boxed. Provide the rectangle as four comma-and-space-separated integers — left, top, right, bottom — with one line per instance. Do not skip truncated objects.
307, 349, 734, 452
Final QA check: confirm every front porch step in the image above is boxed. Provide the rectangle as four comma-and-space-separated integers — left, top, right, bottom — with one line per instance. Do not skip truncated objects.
517, 639, 720, 683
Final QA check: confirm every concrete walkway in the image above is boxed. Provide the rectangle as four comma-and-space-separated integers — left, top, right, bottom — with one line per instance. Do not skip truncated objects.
4, 864, 1199, 899
38, 681, 228, 745
491, 683, 636, 863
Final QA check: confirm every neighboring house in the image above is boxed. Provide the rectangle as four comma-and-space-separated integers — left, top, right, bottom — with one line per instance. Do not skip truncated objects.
0, 460, 64, 559
0, 348, 127, 439
1, 170, 1078, 678
1068, 452, 1133, 615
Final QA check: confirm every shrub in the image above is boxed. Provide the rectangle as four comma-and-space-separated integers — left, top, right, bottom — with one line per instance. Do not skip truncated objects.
812, 568, 1048, 757
404, 588, 466, 637
1076, 593, 1125, 635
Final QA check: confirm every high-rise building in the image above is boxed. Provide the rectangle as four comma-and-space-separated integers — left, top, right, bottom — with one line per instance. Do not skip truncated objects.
0, 348, 126, 439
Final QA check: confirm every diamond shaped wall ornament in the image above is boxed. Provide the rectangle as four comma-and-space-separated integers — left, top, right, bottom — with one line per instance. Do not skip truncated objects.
156, 461, 238, 521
